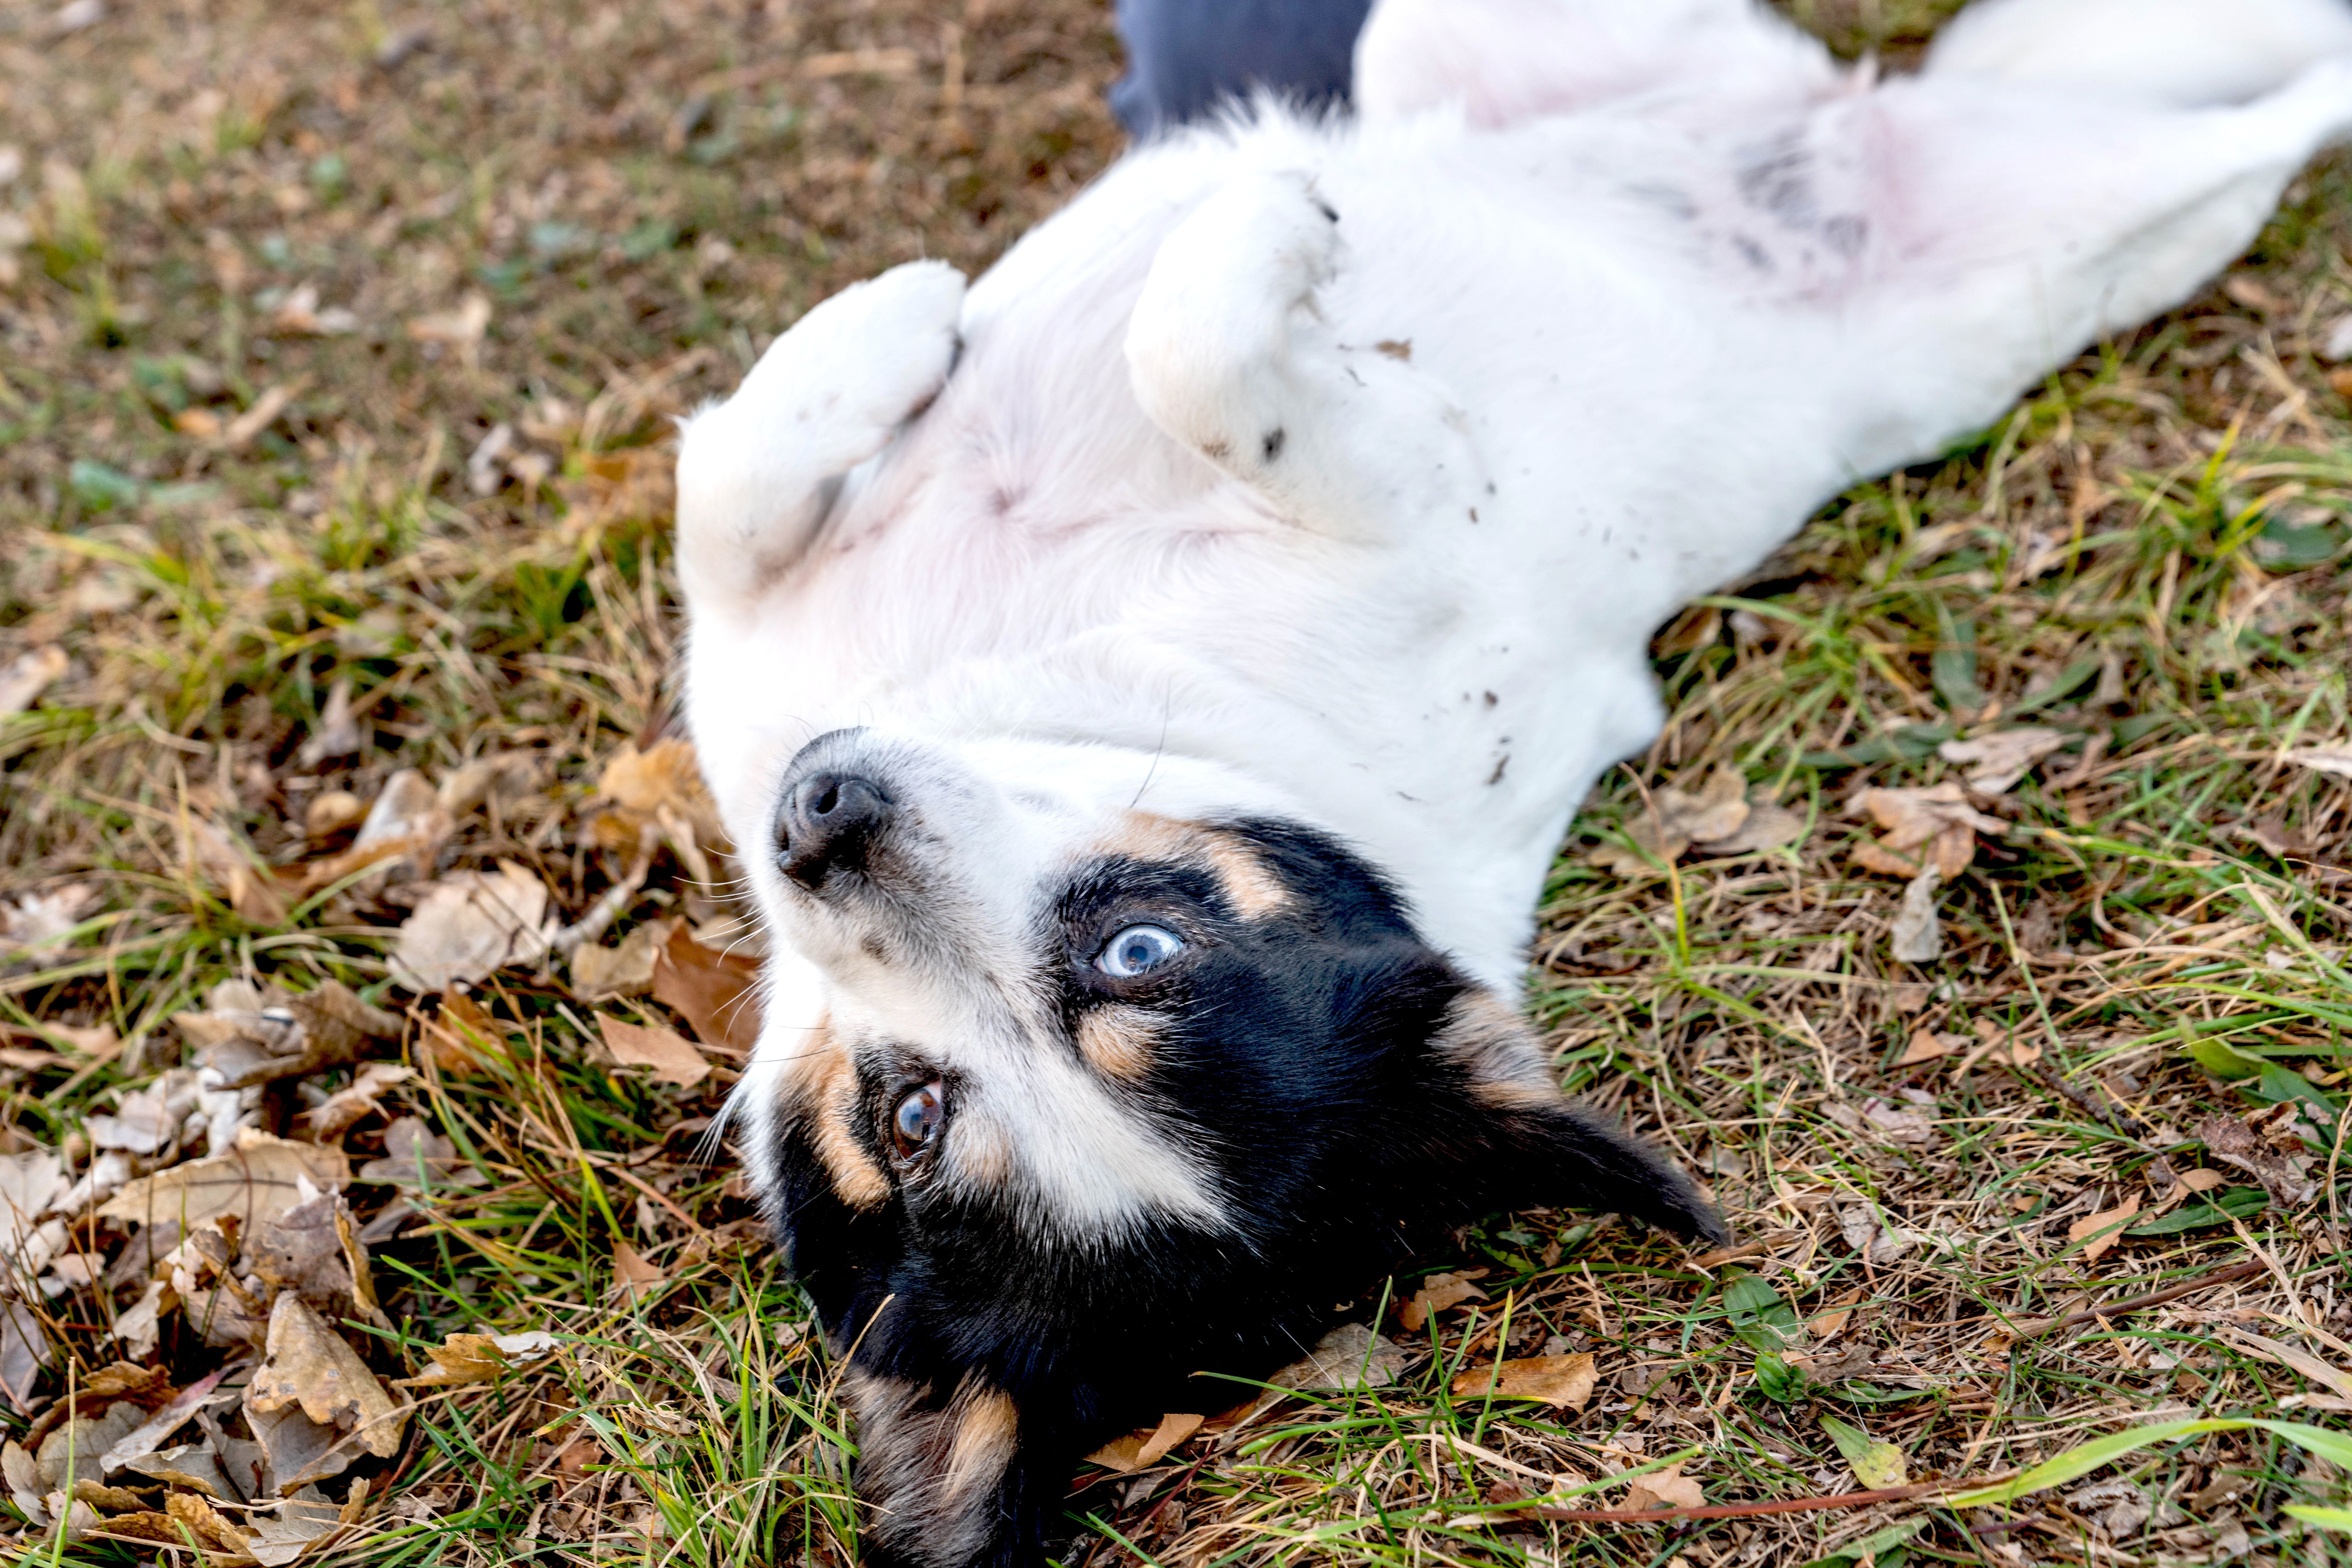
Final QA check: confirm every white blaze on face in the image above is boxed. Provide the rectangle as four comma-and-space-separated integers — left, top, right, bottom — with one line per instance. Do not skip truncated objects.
725, 731, 1322, 1242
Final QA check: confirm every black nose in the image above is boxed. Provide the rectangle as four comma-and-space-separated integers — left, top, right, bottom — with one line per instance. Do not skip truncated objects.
777, 771, 893, 889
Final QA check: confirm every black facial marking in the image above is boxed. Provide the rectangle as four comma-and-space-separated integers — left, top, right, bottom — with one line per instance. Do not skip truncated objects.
1261, 426, 1286, 462
763, 816, 1723, 1568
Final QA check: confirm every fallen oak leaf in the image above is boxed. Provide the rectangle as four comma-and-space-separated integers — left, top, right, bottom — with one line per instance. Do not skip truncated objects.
1623, 1461, 1704, 1512
1853, 782, 2004, 879
394, 1329, 562, 1389
2199, 1105, 2317, 1208
1590, 767, 1747, 874
598, 1015, 710, 1089
1449, 1352, 1598, 1409
1399, 1271, 1487, 1331
1696, 799, 1808, 857
354, 1116, 487, 1190
1888, 866, 1944, 964
1937, 728, 2067, 794
2066, 1194, 2141, 1264
387, 862, 555, 993
248, 1292, 407, 1459
652, 925, 762, 1056
609, 1240, 665, 1305
97, 1130, 349, 1232
1085, 1411, 1204, 1473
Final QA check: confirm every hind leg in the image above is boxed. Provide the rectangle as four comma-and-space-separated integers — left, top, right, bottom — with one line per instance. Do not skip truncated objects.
1927, 0, 2352, 109
1353, 0, 1837, 128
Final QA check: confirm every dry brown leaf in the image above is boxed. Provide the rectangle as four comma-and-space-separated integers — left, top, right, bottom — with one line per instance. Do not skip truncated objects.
1623, 1461, 1704, 1512
1938, 727, 2067, 793
97, 1130, 348, 1231
610, 1240, 665, 1304
1699, 800, 1808, 856
0, 882, 98, 958
1888, 866, 1944, 963
569, 916, 675, 1002
2066, 1194, 2140, 1263
406, 293, 491, 366
1085, 1410, 1204, 1472
1808, 1287, 1866, 1339
248, 1292, 407, 1459
1398, 1271, 1486, 1331
2199, 1105, 2318, 1208
298, 1063, 412, 1140
388, 862, 554, 993
165, 1489, 253, 1552
652, 926, 763, 1056
249, 1482, 350, 1565
1839, 1205, 1915, 1265
1896, 1030, 1957, 1066
1590, 768, 1748, 873
0, 644, 67, 718
224, 381, 303, 450
590, 737, 724, 852
1448, 1352, 1597, 1409
1854, 782, 2004, 878
598, 1016, 710, 1089
395, 1329, 562, 1389
2283, 745, 2352, 781
1851, 840, 1924, 878
1265, 1323, 1410, 1396
354, 1116, 487, 1190
185, 817, 291, 926
294, 678, 362, 768
2176, 1167, 2227, 1193
303, 791, 366, 840
1, 1150, 67, 1266
248, 1192, 380, 1326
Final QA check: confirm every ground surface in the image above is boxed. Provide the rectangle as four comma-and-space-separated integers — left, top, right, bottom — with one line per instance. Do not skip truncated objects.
3, 0, 2352, 1565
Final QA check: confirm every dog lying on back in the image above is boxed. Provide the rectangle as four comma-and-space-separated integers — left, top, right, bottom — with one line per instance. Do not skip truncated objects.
677, 1, 2352, 1562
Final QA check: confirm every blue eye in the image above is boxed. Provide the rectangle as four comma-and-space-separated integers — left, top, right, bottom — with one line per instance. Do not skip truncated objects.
1096, 923, 1185, 978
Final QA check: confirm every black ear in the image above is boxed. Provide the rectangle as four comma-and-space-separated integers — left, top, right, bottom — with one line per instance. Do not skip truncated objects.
1518, 1099, 1731, 1245
1412, 987, 1731, 1245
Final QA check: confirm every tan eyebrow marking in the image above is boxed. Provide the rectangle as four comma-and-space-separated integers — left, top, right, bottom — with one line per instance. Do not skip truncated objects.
1432, 989, 1561, 1110
800, 1017, 892, 1208
1076, 1003, 1160, 1080
1104, 811, 1293, 918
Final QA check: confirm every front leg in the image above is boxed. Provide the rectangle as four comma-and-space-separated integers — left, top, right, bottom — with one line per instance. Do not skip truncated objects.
1124, 171, 1484, 541
676, 259, 966, 625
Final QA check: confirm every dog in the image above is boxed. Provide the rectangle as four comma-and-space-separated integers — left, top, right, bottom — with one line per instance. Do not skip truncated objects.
676, 1, 2352, 1562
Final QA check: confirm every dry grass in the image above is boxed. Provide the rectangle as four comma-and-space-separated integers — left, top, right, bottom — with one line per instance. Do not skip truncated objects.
2, 1, 2349, 1566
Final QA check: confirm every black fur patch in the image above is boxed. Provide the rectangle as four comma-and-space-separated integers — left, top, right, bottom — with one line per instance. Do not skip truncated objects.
767, 816, 1723, 1568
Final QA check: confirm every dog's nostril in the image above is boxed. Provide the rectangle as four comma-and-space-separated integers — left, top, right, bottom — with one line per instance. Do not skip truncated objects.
777, 770, 893, 890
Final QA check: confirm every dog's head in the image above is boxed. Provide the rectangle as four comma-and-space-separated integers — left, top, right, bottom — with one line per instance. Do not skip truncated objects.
731, 727, 1723, 1568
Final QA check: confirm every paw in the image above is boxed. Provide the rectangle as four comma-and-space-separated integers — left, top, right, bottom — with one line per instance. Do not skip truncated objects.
1126, 170, 1341, 469
677, 259, 967, 615
737, 258, 967, 437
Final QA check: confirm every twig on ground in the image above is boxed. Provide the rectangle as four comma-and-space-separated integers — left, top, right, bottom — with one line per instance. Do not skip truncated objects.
1522, 1472, 2022, 1524
2005, 1259, 2264, 1339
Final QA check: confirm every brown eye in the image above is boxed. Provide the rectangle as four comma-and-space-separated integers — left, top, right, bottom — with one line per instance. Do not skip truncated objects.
890, 1080, 946, 1164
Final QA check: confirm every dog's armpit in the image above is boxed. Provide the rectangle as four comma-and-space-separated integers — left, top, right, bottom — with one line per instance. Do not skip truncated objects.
1433, 990, 1560, 1110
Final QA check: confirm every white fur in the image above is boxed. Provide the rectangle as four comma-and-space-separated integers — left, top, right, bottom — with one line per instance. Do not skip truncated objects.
689, 0, 2352, 1235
